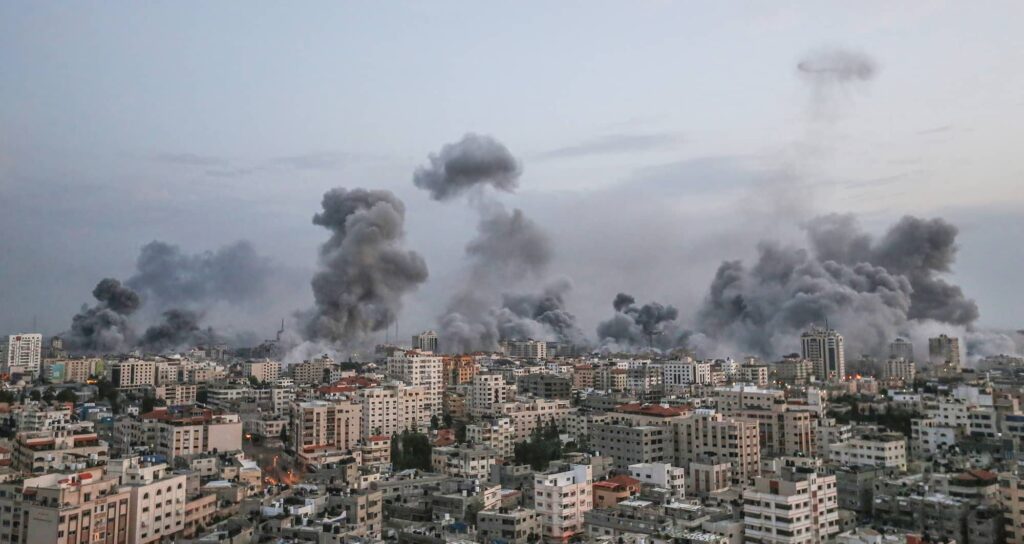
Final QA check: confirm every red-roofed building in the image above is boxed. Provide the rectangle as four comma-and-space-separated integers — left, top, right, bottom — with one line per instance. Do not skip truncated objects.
593, 475, 640, 508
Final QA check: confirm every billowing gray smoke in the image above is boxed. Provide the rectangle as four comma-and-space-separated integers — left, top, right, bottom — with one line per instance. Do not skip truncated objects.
128, 240, 271, 310
304, 188, 428, 345
597, 293, 690, 351
141, 309, 219, 352
797, 49, 877, 82
696, 214, 978, 358
498, 277, 584, 343
465, 205, 553, 283
797, 48, 878, 118
805, 214, 979, 324
413, 133, 521, 201
439, 206, 559, 353
414, 134, 580, 353
66, 279, 140, 352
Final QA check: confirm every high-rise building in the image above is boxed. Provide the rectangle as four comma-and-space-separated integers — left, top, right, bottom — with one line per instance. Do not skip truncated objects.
889, 337, 915, 361
534, 464, 592, 542
801, 327, 845, 381
244, 360, 281, 383
4, 333, 42, 376
411, 330, 439, 353
292, 399, 362, 454
929, 334, 961, 368
743, 464, 840, 543
386, 351, 443, 415
501, 339, 548, 359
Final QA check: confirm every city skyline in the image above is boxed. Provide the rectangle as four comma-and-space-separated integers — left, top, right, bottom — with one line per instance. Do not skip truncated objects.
2, 3, 1023, 362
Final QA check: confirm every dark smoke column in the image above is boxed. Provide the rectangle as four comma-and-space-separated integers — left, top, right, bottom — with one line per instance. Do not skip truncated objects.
304, 188, 428, 345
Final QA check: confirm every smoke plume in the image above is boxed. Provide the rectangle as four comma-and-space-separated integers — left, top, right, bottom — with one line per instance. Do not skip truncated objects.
597, 293, 690, 352
127, 240, 272, 310
412, 133, 521, 201
141, 309, 220, 352
414, 134, 579, 353
797, 47, 878, 119
695, 214, 983, 358
304, 188, 429, 345
66, 279, 140, 352
797, 49, 877, 83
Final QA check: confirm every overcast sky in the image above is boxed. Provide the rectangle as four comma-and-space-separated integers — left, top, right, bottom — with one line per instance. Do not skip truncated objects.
2, 2, 1022, 346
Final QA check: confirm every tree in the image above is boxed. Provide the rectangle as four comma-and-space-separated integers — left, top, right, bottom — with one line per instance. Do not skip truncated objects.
430, 415, 440, 430
392, 430, 433, 471
29, 390, 41, 402
442, 413, 453, 428
279, 425, 288, 444
56, 389, 77, 403
141, 396, 156, 414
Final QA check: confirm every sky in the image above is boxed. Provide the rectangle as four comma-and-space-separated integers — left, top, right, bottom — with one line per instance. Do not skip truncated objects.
1, 2, 1022, 355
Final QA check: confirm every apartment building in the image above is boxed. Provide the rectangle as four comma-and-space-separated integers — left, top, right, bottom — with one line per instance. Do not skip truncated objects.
16, 468, 132, 544
4, 333, 42, 377
592, 475, 641, 508
431, 445, 499, 480
14, 403, 73, 432
292, 399, 362, 457
466, 417, 515, 458
572, 365, 594, 390
494, 399, 572, 441
829, 433, 907, 471
292, 356, 334, 385
775, 358, 814, 385
470, 372, 518, 417
109, 360, 156, 390
1000, 471, 1024, 544
107, 457, 189, 544
121, 407, 242, 460
742, 465, 840, 543
628, 463, 686, 500
386, 351, 443, 414
883, 358, 916, 383
592, 423, 673, 469
62, 358, 101, 383
519, 373, 572, 400
358, 384, 430, 437
477, 507, 541, 544
737, 365, 770, 387
534, 464, 593, 543
14, 426, 109, 474
442, 355, 478, 386
662, 360, 712, 389
715, 386, 817, 457
153, 384, 197, 406
674, 410, 760, 486
244, 360, 281, 383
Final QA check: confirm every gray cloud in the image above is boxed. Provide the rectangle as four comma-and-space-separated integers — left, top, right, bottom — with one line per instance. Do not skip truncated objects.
797, 48, 878, 83
140, 308, 220, 352
413, 133, 521, 201
597, 293, 690, 352
65, 279, 140, 353
303, 188, 429, 345
127, 240, 273, 312
694, 214, 980, 359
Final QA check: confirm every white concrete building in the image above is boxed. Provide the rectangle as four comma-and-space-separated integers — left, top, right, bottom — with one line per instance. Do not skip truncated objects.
743, 467, 840, 543
628, 462, 686, 500
829, 433, 907, 471
387, 351, 443, 415
534, 464, 592, 542
4, 333, 42, 376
